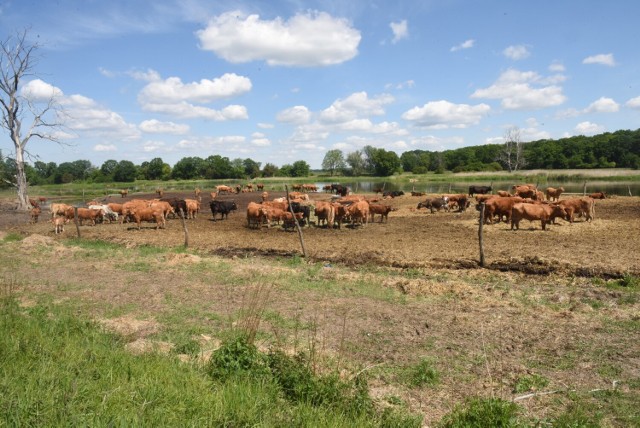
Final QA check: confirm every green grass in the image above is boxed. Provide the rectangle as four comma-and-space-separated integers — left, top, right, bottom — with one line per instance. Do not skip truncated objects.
513, 373, 549, 393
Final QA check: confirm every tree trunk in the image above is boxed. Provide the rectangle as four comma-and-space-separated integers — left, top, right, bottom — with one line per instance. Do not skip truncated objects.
14, 148, 30, 211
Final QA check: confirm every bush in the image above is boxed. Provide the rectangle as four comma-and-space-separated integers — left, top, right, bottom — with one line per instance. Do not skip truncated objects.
206, 334, 269, 381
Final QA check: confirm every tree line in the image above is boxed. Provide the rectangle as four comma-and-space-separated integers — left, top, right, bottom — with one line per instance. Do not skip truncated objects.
1, 128, 639, 186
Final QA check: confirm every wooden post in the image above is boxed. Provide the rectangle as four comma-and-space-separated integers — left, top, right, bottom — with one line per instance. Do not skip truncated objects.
448, 182, 452, 193
179, 208, 189, 248
73, 206, 81, 238
628, 186, 632, 197
285, 185, 307, 258
583, 181, 587, 196
478, 202, 485, 267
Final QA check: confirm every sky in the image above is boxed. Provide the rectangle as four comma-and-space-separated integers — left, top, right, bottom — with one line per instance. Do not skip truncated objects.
1, 0, 639, 170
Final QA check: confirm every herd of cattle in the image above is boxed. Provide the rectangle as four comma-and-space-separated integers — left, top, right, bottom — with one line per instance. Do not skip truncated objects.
29, 181, 608, 234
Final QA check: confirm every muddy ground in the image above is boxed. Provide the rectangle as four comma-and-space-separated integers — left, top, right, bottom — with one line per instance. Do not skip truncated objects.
5, 190, 639, 277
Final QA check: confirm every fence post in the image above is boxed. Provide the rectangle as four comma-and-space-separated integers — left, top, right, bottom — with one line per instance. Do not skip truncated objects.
73, 206, 81, 239
583, 181, 587, 196
478, 202, 485, 267
285, 185, 307, 258
179, 208, 189, 248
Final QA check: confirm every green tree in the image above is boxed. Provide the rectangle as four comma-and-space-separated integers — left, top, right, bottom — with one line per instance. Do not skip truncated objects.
262, 163, 279, 177
370, 148, 401, 176
290, 160, 311, 177
346, 151, 365, 176
146, 157, 167, 180
100, 159, 118, 178
322, 149, 346, 176
172, 157, 203, 180
113, 160, 137, 182
243, 158, 262, 178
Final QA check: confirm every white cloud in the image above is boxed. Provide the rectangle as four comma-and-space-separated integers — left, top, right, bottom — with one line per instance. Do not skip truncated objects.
471, 68, 566, 110
549, 62, 565, 72
625, 96, 640, 109
276, 106, 311, 124
138, 73, 251, 104
583, 53, 616, 66
402, 100, 490, 129
142, 102, 248, 121
251, 138, 271, 147
21, 79, 64, 101
575, 121, 605, 135
319, 92, 394, 124
128, 68, 162, 82
257, 122, 274, 129
197, 10, 361, 67
585, 97, 619, 113
93, 144, 117, 152
139, 119, 189, 134
390, 20, 408, 43
503, 45, 530, 60
141, 141, 168, 153
450, 39, 475, 52
176, 135, 246, 151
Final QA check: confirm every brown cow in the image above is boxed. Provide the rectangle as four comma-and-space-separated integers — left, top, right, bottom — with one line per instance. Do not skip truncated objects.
53, 217, 67, 234
73, 208, 105, 226
50, 203, 73, 219
256, 183, 264, 191
216, 185, 233, 194
558, 197, 595, 223
184, 198, 201, 219
30, 207, 41, 223
331, 203, 350, 229
347, 200, 369, 227
545, 186, 564, 201
368, 204, 396, 223
120, 189, 129, 198
156, 188, 164, 198
129, 207, 165, 230
512, 185, 536, 199
497, 190, 511, 197
589, 191, 607, 199
511, 203, 566, 231
314, 201, 334, 228
149, 200, 175, 219
246, 202, 267, 229
481, 196, 524, 224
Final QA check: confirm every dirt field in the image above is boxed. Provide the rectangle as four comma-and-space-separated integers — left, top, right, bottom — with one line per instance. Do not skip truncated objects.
5, 191, 639, 277
1, 191, 639, 425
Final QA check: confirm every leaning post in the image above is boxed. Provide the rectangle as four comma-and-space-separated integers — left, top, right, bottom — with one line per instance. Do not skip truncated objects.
179, 208, 189, 248
478, 202, 486, 267
73, 206, 81, 239
285, 185, 307, 258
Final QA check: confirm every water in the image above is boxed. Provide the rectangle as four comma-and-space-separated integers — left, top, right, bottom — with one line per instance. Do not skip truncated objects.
313, 180, 640, 196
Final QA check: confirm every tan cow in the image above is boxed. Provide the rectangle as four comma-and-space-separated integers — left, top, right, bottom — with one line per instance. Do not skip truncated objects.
53, 217, 67, 234
149, 200, 175, 219
558, 197, 595, 223
128, 207, 165, 230
120, 189, 129, 198
545, 186, 564, 201
511, 203, 566, 231
368, 204, 396, 223
314, 201, 335, 228
50, 203, 73, 219
73, 208, 105, 226
216, 185, 233, 194
246, 202, 267, 229
347, 200, 370, 227
184, 198, 201, 219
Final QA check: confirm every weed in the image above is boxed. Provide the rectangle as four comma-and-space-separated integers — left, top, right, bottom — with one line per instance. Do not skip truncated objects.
551, 402, 601, 428
402, 357, 440, 388
2, 232, 23, 242
513, 373, 549, 393
437, 397, 524, 428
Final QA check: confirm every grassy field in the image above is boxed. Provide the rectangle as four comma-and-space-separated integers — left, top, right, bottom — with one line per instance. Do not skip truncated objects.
1, 232, 638, 427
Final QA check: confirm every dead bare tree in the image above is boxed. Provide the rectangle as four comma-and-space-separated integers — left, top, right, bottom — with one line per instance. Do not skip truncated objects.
1, 29, 64, 210
498, 127, 526, 173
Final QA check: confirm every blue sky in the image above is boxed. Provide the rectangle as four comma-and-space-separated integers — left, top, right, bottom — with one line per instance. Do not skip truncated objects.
1, 0, 639, 169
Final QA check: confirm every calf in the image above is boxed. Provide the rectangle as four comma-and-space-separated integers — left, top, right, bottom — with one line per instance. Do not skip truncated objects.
417, 198, 449, 214
210, 200, 238, 221
30, 207, 42, 223
545, 186, 565, 201
53, 216, 67, 234
368, 204, 396, 222
589, 191, 607, 200
511, 203, 566, 231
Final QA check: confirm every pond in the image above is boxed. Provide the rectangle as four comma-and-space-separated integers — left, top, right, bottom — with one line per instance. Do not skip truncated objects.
312, 180, 640, 196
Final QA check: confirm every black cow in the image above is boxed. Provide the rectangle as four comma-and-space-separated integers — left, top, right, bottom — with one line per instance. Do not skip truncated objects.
417, 198, 449, 214
468, 185, 492, 196
210, 200, 238, 220
383, 190, 405, 198
160, 198, 188, 218
330, 184, 350, 197
289, 201, 311, 227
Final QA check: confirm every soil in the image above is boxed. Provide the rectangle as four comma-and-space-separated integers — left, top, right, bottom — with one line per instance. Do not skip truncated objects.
1, 191, 639, 425
4, 190, 639, 277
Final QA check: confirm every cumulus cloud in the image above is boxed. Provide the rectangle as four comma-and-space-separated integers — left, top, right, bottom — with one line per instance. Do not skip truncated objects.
471, 68, 566, 110
390, 20, 408, 43
585, 97, 619, 113
142, 141, 168, 153
128, 68, 162, 82
251, 132, 271, 146
142, 102, 248, 121
625, 96, 640, 109
549, 61, 565, 72
575, 121, 605, 135
276, 106, 311, 124
93, 144, 117, 152
450, 39, 475, 52
176, 135, 246, 151
139, 119, 189, 134
401, 100, 490, 129
138, 73, 251, 104
319, 92, 394, 124
503, 45, 530, 60
197, 10, 361, 67
583, 53, 616, 66
21, 79, 64, 101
